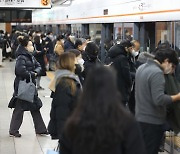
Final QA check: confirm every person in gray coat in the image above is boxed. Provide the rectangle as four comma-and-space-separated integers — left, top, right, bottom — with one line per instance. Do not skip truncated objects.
135, 47, 180, 154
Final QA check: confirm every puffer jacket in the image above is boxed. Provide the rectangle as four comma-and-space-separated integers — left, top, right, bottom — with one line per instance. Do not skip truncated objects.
8, 45, 42, 110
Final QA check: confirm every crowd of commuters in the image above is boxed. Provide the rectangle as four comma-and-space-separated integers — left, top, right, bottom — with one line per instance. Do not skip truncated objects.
0, 28, 180, 154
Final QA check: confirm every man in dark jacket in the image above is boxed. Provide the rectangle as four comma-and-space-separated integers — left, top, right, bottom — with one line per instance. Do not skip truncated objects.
108, 40, 133, 106
64, 35, 75, 52
44, 32, 54, 70
0, 30, 4, 66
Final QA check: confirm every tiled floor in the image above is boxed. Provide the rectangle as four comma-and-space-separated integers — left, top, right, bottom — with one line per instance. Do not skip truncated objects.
0, 60, 57, 154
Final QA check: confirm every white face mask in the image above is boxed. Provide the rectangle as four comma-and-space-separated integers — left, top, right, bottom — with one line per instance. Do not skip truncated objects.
164, 63, 173, 74
77, 58, 84, 66
27, 46, 34, 53
77, 58, 84, 71
26, 42, 34, 53
131, 49, 139, 57
61, 39, 64, 44
49, 35, 54, 41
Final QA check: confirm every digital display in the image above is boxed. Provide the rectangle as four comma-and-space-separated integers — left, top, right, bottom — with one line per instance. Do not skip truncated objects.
0, 10, 32, 23
0, 10, 11, 22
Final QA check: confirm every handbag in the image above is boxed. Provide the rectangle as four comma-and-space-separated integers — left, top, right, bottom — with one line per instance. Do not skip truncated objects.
6, 41, 11, 53
17, 74, 36, 103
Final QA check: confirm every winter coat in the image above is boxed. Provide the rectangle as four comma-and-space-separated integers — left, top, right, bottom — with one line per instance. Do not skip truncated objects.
64, 40, 75, 52
108, 44, 132, 104
0, 33, 4, 49
60, 119, 147, 154
8, 45, 42, 111
165, 74, 180, 134
54, 40, 64, 56
82, 51, 101, 79
48, 75, 81, 139
44, 37, 54, 55
33, 43, 46, 76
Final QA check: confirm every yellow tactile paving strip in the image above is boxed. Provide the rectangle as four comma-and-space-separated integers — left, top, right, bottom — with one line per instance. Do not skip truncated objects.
46, 71, 55, 80
166, 136, 180, 148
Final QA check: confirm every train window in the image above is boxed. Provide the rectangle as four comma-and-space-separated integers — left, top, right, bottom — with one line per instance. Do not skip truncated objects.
155, 22, 173, 47
124, 23, 134, 41
71, 24, 82, 38
114, 23, 134, 42
89, 24, 102, 45
175, 22, 180, 56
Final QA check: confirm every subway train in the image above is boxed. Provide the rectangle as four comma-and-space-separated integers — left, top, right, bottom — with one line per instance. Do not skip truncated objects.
17, 0, 180, 55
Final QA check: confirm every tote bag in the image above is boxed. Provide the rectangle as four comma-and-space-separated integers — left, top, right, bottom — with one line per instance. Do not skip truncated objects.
17, 74, 36, 103
6, 42, 11, 53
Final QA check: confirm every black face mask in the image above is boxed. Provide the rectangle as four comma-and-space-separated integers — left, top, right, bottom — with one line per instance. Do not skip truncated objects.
75, 64, 82, 75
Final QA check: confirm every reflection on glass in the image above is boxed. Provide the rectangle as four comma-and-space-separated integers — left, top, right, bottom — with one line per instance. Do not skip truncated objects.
155, 22, 172, 46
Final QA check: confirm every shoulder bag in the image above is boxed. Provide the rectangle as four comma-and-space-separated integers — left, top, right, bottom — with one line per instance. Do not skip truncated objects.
17, 74, 36, 103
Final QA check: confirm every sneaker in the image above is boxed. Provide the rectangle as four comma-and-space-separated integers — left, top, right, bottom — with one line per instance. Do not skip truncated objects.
9, 133, 21, 138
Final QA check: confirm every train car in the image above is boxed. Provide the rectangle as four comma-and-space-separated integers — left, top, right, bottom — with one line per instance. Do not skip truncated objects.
23, 0, 180, 54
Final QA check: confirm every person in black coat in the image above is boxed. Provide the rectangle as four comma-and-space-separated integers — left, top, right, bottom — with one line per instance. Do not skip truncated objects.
44, 32, 54, 70
48, 52, 82, 140
8, 35, 48, 137
108, 40, 133, 106
64, 35, 76, 52
33, 35, 46, 90
82, 42, 101, 79
60, 66, 147, 154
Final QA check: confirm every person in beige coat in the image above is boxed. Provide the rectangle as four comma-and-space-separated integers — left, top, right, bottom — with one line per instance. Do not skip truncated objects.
54, 35, 64, 56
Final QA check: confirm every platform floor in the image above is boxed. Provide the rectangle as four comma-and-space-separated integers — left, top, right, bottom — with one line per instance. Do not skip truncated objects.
0, 60, 57, 154
0, 60, 170, 154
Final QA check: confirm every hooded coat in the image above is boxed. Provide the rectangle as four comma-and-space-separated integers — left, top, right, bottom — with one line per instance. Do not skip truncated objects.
108, 44, 132, 104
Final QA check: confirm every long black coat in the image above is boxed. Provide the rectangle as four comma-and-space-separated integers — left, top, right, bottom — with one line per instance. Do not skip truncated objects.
108, 45, 132, 104
48, 78, 80, 139
8, 45, 42, 111
33, 43, 46, 76
60, 119, 147, 154
82, 51, 101, 79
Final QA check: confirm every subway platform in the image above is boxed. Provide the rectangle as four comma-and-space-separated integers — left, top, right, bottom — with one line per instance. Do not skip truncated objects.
0, 60, 57, 154
0, 60, 177, 154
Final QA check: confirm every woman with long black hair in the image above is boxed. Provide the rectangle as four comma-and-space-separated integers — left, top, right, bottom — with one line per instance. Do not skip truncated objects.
60, 65, 147, 154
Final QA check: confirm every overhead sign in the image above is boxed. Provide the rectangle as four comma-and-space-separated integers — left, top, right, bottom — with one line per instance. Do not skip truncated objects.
0, 0, 51, 9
